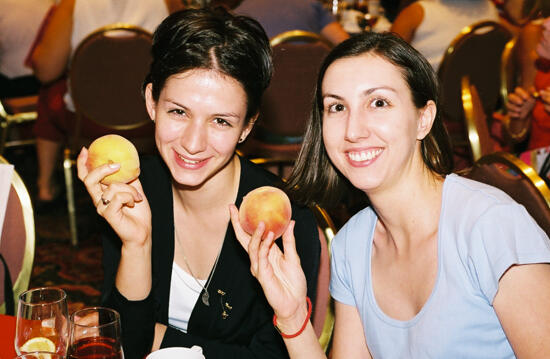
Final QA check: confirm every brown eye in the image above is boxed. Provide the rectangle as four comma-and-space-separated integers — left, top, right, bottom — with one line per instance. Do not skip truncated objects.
374, 99, 386, 107
213, 118, 231, 127
328, 103, 345, 113
169, 108, 185, 115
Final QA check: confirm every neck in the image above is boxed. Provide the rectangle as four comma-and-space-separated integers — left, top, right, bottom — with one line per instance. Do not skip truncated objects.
368, 164, 444, 248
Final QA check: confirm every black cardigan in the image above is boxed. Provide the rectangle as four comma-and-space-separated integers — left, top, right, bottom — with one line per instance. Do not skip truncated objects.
101, 155, 320, 359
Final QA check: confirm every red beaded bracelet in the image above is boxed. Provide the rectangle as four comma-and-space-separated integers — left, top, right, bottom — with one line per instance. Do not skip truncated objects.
272, 297, 312, 339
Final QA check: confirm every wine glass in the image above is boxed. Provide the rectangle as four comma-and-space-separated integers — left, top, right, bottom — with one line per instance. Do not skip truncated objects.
15, 287, 69, 357
68, 307, 123, 359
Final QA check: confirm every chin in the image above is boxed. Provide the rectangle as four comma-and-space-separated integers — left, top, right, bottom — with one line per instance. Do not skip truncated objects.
172, 172, 211, 189
345, 170, 383, 193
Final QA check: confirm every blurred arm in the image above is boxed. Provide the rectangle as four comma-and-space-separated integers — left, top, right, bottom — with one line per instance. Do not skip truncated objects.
164, 0, 185, 13
30, 0, 75, 83
320, 22, 350, 46
390, 2, 423, 43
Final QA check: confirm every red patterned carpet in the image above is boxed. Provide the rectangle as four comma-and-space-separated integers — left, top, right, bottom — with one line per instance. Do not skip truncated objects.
30, 231, 103, 313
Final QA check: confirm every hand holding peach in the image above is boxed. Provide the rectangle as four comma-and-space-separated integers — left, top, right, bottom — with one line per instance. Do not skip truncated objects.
239, 186, 292, 239
86, 134, 140, 185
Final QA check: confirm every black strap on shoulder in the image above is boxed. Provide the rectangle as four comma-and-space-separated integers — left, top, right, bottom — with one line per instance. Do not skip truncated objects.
0, 253, 14, 315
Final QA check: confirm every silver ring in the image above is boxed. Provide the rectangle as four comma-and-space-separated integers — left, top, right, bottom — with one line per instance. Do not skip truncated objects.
101, 197, 110, 205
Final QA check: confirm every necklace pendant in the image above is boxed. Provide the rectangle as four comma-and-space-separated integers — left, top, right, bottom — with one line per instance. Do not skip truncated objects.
201, 291, 210, 306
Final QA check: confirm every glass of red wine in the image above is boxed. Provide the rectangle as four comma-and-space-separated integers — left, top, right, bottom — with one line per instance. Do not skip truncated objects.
68, 307, 123, 359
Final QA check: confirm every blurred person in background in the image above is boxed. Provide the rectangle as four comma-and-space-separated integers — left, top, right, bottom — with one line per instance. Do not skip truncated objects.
0, 0, 55, 98
390, 0, 499, 71
505, 16, 550, 150
29, 0, 176, 208
233, 0, 349, 45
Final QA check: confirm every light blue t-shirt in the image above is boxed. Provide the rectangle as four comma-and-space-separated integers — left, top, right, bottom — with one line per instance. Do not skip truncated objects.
330, 174, 550, 358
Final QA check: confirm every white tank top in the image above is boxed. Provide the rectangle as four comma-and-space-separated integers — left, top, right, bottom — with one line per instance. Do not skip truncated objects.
410, 0, 499, 71
168, 262, 205, 333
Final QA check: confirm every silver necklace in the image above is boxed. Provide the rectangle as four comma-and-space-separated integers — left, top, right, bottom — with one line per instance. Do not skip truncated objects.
175, 229, 222, 306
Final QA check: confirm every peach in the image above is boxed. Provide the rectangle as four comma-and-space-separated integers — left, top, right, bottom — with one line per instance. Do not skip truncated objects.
239, 186, 292, 239
86, 134, 140, 185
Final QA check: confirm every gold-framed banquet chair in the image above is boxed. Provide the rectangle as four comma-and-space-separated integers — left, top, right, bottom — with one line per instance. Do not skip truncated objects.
0, 96, 38, 155
0, 155, 35, 315
239, 31, 332, 162
464, 151, 550, 234
438, 21, 514, 169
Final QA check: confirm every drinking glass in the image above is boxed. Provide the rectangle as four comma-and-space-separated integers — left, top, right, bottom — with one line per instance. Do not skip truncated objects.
68, 307, 123, 359
15, 287, 69, 356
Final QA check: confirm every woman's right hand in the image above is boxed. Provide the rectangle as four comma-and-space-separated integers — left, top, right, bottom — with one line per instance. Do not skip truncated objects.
507, 86, 536, 120
229, 205, 309, 328
77, 147, 152, 246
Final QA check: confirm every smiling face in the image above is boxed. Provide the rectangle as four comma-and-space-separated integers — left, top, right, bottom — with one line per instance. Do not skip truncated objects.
321, 53, 435, 194
145, 69, 254, 189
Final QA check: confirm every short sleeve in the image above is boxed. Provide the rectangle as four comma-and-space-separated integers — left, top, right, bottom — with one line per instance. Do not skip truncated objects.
468, 203, 550, 303
329, 226, 356, 306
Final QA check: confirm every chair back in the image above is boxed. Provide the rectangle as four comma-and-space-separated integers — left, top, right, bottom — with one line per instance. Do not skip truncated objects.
500, 37, 519, 111
261, 31, 330, 138
68, 24, 155, 151
65, 24, 156, 246
464, 151, 550, 234
243, 155, 295, 180
462, 76, 493, 161
438, 21, 513, 167
310, 204, 336, 353
240, 31, 331, 159
0, 96, 38, 155
0, 156, 35, 314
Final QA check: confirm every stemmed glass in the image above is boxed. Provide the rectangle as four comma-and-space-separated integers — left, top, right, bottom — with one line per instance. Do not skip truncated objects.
15, 287, 69, 357
68, 307, 123, 359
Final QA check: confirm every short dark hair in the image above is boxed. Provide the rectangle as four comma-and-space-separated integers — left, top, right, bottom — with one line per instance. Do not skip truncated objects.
144, 7, 273, 121
286, 31, 454, 206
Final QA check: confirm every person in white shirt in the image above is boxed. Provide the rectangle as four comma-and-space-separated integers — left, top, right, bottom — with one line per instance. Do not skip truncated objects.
0, 0, 54, 97
391, 0, 499, 71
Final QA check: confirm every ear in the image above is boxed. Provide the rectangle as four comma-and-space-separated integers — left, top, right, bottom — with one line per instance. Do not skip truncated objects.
144, 83, 157, 122
417, 100, 436, 140
238, 113, 259, 143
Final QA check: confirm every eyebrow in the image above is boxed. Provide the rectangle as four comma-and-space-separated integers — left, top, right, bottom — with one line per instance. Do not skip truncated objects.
322, 86, 398, 100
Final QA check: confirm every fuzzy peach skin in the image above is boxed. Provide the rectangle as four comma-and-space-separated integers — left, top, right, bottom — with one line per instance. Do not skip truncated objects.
239, 186, 292, 239
86, 134, 140, 185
